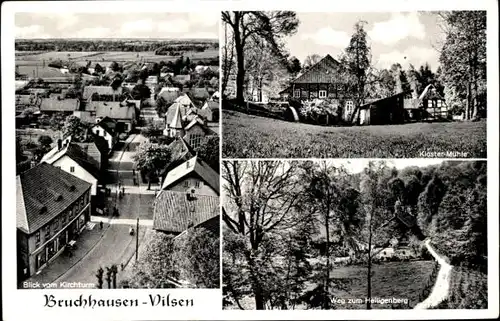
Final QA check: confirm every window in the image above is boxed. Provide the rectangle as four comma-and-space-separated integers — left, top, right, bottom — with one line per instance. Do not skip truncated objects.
45, 225, 51, 238
195, 181, 201, 188
53, 218, 59, 233
319, 90, 327, 98
293, 89, 300, 98
427, 100, 433, 107
62, 212, 67, 225
96, 130, 101, 136
345, 101, 354, 114
189, 134, 203, 149
184, 180, 190, 188
35, 231, 41, 246
70, 166, 75, 173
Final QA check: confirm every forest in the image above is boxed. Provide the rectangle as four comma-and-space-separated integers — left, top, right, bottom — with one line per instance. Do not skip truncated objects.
222, 160, 487, 309
15, 39, 219, 53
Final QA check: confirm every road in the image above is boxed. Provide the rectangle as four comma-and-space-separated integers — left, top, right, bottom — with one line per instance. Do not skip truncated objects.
54, 134, 156, 286
414, 239, 453, 309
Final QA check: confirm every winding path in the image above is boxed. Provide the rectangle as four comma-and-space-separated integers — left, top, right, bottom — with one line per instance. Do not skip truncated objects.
414, 239, 453, 309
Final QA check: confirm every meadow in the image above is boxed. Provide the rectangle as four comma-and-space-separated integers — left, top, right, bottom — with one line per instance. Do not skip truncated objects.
225, 260, 435, 310
222, 110, 487, 158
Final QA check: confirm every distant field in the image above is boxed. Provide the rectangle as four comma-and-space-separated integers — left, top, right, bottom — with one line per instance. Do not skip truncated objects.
222, 110, 487, 158
16, 128, 61, 146
15, 50, 219, 66
16, 65, 66, 78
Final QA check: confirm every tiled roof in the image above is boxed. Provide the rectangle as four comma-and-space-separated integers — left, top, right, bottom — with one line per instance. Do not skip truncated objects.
94, 116, 117, 135
83, 86, 122, 100
161, 155, 220, 195
161, 137, 196, 176
40, 98, 79, 112
74, 142, 102, 168
95, 102, 135, 120
189, 87, 210, 100
169, 103, 184, 129
174, 94, 194, 107
165, 102, 189, 126
153, 190, 219, 234
16, 163, 91, 234
292, 54, 341, 84
158, 90, 180, 104
42, 142, 101, 180
173, 74, 191, 83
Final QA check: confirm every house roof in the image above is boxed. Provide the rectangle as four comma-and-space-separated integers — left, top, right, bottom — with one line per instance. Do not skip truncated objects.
94, 116, 117, 135
359, 90, 412, 109
169, 102, 184, 129
165, 102, 189, 126
16, 95, 39, 107
173, 74, 191, 83
203, 100, 219, 111
158, 89, 180, 104
174, 94, 194, 107
74, 141, 102, 165
160, 137, 196, 176
95, 101, 135, 120
184, 116, 206, 131
153, 190, 219, 234
419, 84, 444, 100
292, 54, 341, 84
16, 162, 91, 234
41, 142, 101, 180
83, 86, 122, 100
40, 98, 79, 112
189, 87, 210, 100
161, 155, 220, 195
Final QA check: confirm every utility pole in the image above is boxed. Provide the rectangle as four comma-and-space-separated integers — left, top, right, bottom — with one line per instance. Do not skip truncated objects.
135, 218, 139, 261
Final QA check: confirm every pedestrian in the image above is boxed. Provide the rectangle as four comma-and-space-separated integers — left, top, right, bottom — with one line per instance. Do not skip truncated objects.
121, 186, 125, 195
132, 169, 135, 176
99, 221, 103, 229
121, 263, 124, 271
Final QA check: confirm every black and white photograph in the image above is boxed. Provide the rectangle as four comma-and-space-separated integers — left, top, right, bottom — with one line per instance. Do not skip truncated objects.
14, 12, 221, 289
221, 11, 487, 158
222, 159, 488, 310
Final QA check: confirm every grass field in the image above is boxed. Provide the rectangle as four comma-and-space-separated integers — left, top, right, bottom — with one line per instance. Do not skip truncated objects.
222, 110, 487, 158
435, 267, 488, 309
225, 260, 435, 310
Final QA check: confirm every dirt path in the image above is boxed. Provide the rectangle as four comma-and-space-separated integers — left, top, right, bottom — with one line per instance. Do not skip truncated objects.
414, 239, 453, 309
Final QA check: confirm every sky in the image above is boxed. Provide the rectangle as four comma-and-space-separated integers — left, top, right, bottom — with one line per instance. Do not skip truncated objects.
15, 12, 219, 40
286, 12, 444, 71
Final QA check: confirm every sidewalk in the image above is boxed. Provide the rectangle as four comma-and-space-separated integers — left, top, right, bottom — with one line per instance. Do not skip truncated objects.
19, 221, 110, 289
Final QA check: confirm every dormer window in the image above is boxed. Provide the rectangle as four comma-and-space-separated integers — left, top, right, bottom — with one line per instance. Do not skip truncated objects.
55, 194, 63, 201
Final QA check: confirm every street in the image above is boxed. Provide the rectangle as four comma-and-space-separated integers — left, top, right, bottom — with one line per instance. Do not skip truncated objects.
37, 134, 156, 288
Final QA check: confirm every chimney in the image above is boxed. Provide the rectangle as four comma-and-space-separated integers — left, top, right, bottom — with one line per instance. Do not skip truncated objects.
57, 139, 62, 150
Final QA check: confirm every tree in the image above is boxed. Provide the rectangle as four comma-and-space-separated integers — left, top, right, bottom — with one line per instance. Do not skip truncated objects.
438, 11, 486, 119
94, 63, 104, 74
174, 227, 220, 288
126, 231, 180, 288
38, 135, 53, 149
222, 160, 302, 309
131, 84, 151, 100
287, 56, 302, 74
133, 141, 171, 190
141, 122, 163, 138
299, 161, 361, 309
194, 136, 220, 173
302, 54, 322, 70
96, 267, 104, 289
109, 61, 120, 72
342, 21, 372, 109
105, 267, 112, 289
222, 21, 235, 97
221, 11, 300, 103
48, 112, 67, 131
63, 116, 89, 142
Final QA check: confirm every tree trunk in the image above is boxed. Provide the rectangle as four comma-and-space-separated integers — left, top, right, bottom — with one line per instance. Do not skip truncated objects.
367, 215, 372, 310
324, 215, 330, 309
234, 18, 245, 104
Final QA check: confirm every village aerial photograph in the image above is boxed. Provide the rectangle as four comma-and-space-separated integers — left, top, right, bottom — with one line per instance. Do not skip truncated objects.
221, 11, 487, 158
15, 12, 220, 289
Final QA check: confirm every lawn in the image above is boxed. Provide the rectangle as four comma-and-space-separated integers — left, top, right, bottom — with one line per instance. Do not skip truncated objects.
328, 260, 436, 309
222, 110, 487, 158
